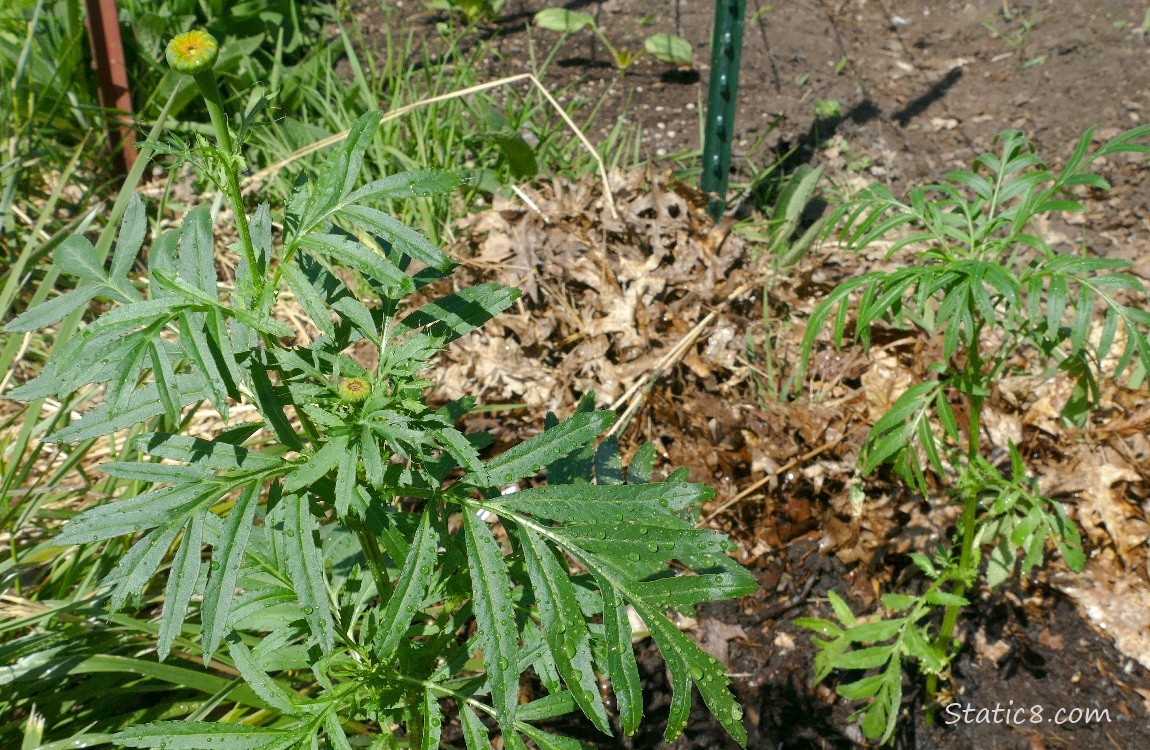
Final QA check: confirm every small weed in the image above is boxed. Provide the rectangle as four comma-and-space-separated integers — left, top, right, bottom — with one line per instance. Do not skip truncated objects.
750, 4, 773, 25
535, 8, 692, 73
425, 0, 506, 23
815, 99, 842, 119
982, 6, 1038, 50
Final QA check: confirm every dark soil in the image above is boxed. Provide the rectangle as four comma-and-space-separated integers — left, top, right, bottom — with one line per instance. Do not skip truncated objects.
355, 1, 1150, 748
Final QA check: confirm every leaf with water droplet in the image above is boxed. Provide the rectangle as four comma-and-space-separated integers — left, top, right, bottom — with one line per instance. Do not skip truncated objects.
464, 509, 519, 728
517, 524, 611, 733
373, 505, 439, 664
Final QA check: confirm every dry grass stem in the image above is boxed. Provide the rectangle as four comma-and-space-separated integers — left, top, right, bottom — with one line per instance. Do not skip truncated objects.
241, 73, 620, 219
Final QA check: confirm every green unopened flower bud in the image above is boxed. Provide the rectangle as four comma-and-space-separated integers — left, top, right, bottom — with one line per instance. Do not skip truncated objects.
339, 377, 372, 403
166, 30, 219, 74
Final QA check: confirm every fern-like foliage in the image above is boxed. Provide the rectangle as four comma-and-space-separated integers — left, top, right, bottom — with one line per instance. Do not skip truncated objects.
5, 111, 757, 747
796, 126, 1150, 743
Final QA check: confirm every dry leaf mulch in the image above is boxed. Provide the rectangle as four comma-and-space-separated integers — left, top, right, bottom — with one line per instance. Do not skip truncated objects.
435, 167, 1150, 679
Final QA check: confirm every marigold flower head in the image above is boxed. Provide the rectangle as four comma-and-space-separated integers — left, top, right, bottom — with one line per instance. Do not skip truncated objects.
339, 377, 372, 403
166, 30, 219, 74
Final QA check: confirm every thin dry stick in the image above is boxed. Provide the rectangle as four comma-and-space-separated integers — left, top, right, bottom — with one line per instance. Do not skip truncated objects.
0, 332, 32, 393
10, 204, 53, 241
242, 73, 619, 220
701, 432, 852, 523
606, 281, 755, 437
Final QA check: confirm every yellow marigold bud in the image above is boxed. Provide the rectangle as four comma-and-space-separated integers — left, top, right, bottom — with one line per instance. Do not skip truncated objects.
339, 377, 372, 402
166, 31, 219, 74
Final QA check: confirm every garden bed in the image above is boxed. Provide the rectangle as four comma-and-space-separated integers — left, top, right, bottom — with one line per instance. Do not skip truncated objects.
357, 1, 1150, 747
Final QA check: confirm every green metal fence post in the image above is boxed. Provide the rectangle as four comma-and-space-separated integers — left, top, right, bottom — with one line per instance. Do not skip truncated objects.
701, 0, 747, 220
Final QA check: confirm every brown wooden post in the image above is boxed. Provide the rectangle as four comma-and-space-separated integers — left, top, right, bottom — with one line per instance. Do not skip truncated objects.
83, 0, 136, 174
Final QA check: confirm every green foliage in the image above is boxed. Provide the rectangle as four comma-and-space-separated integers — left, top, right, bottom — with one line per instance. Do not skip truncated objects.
0, 0, 335, 153
425, 0, 506, 23
242, 14, 643, 248
535, 9, 693, 72
4, 75, 756, 749
797, 126, 1150, 743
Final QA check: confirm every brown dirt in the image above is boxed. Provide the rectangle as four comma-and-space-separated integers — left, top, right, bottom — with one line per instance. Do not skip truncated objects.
356, 2, 1150, 748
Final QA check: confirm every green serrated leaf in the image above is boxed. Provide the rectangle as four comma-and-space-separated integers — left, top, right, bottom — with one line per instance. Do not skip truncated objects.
281, 261, 336, 337
373, 506, 439, 662
323, 714, 353, 750
105, 522, 183, 611
599, 583, 642, 735
178, 313, 231, 418
626, 443, 656, 484
459, 705, 490, 750
111, 192, 147, 279
226, 635, 297, 714
638, 600, 747, 745
463, 510, 520, 727
347, 169, 462, 204
157, 512, 205, 661
55, 234, 106, 283
282, 490, 335, 651
286, 434, 348, 493
902, 621, 945, 674
178, 206, 217, 295
471, 411, 615, 486
834, 645, 895, 670
418, 688, 443, 750
827, 590, 859, 627
100, 460, 215, 483
923, 590, 969, 608
516, 724, 589, 750
395, 283, 520, 343
134, 432, 282, 472
836, 673, 885, 700
633, 570, 759, 608
54, 483, 219, 546
492, 481, 709, 525
846, 618, 904, 644
881, 593, 916, 612
519, 527, 609, 733
339, 204, 452, 272
201, 480, 261, 661
295, 111, 380, 235
299, 233, 413, 295
794, 617, 843, 639
114, 721, 287, 749
4, 285, 104, 333
334, 441, 361, 517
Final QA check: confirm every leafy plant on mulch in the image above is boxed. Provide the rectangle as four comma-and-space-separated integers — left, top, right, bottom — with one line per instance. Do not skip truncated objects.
796, 125, 1150, 743
4, 32, 760, 749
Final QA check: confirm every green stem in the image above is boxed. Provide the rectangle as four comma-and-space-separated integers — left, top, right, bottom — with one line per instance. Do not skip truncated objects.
350, 515, 392, 599
191, 70, 260, 288
591, 27, 624, 69
926, 329, 986, 721
395, 674, 498, 719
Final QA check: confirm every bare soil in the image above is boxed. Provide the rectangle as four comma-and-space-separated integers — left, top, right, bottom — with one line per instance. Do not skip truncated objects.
355, 2, 1150, 748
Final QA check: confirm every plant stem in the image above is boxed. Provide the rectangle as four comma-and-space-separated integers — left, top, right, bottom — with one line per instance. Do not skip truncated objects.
350, 515, 391, 599
192, 70, 260, 288
926, 333, 986, 720
926, 421, 984, 717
